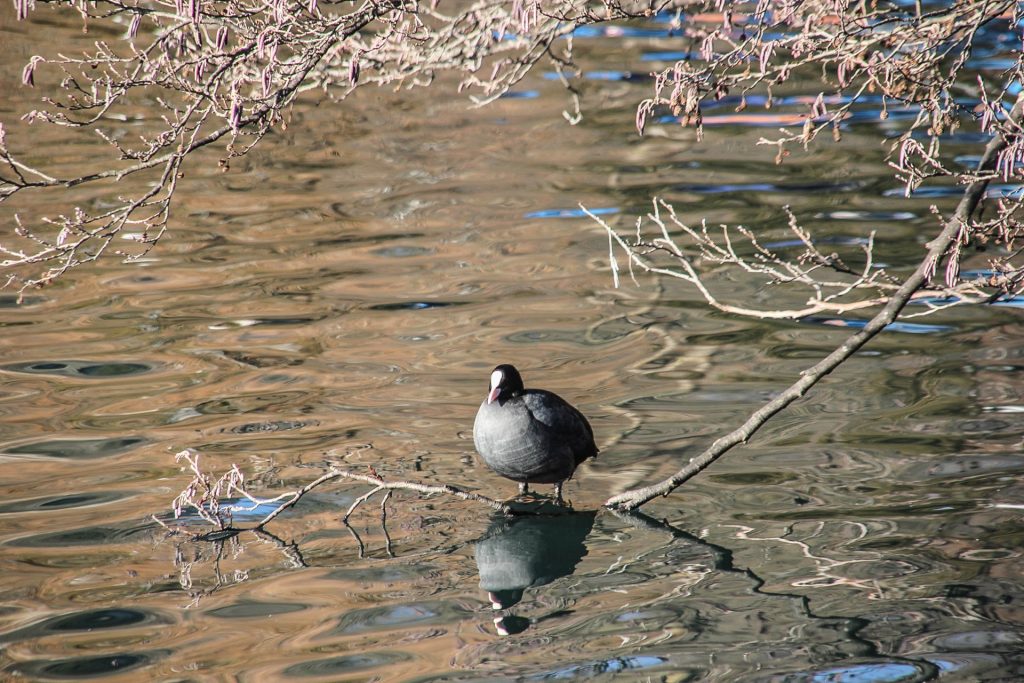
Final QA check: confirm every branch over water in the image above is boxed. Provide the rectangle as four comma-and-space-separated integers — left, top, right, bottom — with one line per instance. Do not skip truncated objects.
603, 92, 1024, 511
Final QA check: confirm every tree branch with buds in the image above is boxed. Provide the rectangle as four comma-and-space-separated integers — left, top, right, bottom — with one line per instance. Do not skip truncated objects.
603, 91, 1024, 511
1, 0, 670, 295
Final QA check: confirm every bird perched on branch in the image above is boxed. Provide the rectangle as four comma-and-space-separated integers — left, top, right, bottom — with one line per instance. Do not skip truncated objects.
473, 364, 597, 503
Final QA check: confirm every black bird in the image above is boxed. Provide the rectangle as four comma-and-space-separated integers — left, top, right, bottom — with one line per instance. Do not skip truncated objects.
472, 364, 597, 501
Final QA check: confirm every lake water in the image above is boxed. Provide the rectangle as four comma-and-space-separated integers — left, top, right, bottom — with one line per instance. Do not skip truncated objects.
1, 5, 1023, 682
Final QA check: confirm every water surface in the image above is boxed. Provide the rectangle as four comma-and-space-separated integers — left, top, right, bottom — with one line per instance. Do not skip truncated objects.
1, 5, 1023, 681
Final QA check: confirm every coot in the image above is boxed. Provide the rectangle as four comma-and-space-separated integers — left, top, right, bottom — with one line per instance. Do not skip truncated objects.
473, 364, 597, 501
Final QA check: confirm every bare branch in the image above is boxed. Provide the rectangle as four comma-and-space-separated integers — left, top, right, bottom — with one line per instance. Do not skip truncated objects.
604, 91, 1024, 511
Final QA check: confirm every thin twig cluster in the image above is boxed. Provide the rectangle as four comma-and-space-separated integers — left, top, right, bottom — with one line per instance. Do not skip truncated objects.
593, 197, 1005, 319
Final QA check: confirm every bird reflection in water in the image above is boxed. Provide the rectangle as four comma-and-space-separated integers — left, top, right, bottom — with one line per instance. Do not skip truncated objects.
473, 510, 596, 635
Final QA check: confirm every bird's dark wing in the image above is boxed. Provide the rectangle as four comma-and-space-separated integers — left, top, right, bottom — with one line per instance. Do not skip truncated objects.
521, 389, 598, 464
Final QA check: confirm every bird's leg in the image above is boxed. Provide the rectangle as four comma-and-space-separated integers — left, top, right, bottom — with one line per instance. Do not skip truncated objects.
518, 482, 529, 496
553, 482, 564, 505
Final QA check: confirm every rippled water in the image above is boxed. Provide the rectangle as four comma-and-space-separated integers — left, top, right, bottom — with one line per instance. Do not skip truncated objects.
2, 5, 1024, 682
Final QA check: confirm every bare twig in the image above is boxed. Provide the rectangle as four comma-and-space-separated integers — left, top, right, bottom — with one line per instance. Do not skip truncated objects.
592, 201, 909, 319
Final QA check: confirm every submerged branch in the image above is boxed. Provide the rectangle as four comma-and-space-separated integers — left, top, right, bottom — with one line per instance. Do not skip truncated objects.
254, 466, 513, 528
170, 449, 512, 536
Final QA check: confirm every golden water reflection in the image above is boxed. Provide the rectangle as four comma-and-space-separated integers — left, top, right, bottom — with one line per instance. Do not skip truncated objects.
1, 2, 1023, 681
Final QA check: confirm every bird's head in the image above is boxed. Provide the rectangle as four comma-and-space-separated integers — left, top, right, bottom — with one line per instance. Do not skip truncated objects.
487, 364, 524, 405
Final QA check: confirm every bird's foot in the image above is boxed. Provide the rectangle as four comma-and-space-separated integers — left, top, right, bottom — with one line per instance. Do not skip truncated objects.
507, 483, 543, 503
553, 482, 571, 507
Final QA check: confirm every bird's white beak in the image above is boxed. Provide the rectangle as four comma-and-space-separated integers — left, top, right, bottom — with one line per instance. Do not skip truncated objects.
487, 386, 501, 404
